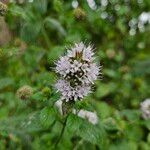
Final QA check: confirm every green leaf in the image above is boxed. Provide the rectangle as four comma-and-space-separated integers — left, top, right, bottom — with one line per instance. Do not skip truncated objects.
103, 69, 118, 78
44, 17, 66, 36
32, 92, 45, 102
39, 107, 55, 128
96, 82, 117, 98
48, 46, 65, 63
9, 4, 27, 19
121, 109, 140, 122
143, 120, 150, 130
103, 117, 119, 133
133, 59, 150, 75
109, 140, 138, 150
66, 114, 105, 145
96, 102, 112, 119
0, 77, 14, 90
21, 22, 42, 42
33, 0, 48, 14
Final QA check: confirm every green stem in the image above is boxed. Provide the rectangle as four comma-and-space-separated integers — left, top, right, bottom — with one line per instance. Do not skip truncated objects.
54, 114, 69, 148
41, 27, 51, 50
73, 139, 84, 150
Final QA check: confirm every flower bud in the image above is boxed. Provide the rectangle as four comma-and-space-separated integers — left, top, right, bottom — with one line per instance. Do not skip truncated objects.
0, 2, 7, 16
73, 7, 86, 20
16, 85, 33, 100
106, 49, 116, 59
120, 65, 130, 73
42, 87, 51, 97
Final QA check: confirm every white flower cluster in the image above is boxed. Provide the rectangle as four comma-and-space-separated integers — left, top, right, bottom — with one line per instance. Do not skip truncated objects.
55, 100, 98, 125
140, 98, 150, 120
73, 109, 98, 125
55, 42, 100, 101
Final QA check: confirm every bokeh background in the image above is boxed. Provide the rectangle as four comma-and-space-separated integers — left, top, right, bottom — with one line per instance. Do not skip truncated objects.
0, 0, 150, 149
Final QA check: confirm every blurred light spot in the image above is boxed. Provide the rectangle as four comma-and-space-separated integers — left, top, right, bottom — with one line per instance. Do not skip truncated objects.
18, 0, 24, 3
72, 0, 78, 8
101, 0, 108, 7
139, 12, 150, 24
10, 0, 34, 3
114, 4, 120, 11
87, 0, 97, 10
29, 0, 34, 2
128, 18, 137, 27
100, 12, 108, 19
137, 0, 143, 4
129, 29, 136, 36
27, 120, 31, 125
138, 22, 145, 32
137, 42, 145, 49
108, 15, 114, 22
137, 12, 150, 32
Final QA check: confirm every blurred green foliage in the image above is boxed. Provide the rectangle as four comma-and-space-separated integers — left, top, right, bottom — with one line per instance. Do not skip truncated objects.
0, 0, 150, 149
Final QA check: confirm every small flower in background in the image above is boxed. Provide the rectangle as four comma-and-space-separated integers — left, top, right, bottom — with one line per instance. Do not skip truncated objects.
0, 2, 7, 16
55, 42, 101, 102
73, 7, 86, 20
106, 49, 116, 59
73, 109, 98, 125
16, 85, 33, 100
140, 98, 150, 120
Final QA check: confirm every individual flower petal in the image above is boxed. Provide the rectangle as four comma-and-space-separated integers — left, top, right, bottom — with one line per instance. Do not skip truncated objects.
82, 45, 94, 61
55, 56, 71, 76
86, 63, 100, 83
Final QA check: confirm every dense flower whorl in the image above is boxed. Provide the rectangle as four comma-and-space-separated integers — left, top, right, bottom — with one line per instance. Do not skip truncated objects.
55, 42, 100, 101
140, 98, 150, 120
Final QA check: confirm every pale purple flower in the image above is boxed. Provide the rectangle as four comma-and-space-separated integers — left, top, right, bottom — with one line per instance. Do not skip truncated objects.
55, 42, 100, 101
140, 98, 150, 120
55, 79, 91, 101
82, 45, 94, 62
55, 56, 71, 77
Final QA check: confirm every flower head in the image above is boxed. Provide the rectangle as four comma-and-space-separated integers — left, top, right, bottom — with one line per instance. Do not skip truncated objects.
55, 42, 100, 102
16, 85, 33, 100
0, 2, 7, 16
140, 98, 150, 120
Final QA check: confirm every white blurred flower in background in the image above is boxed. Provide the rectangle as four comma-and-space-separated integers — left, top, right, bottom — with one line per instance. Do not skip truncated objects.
140, 98, 150, 120
74, 109, 98, 125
